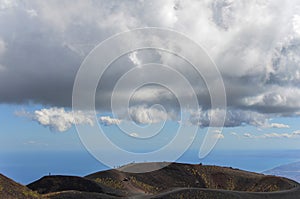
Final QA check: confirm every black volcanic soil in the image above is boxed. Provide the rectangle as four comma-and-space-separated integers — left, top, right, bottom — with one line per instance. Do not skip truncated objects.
0, 173, 41, 199
27, 175, 104, 194
86, 162, 298, 193
43, 190, 118, 199
27, 175, 125, 198
151, 187, 300, 199
2, 162, 300, 199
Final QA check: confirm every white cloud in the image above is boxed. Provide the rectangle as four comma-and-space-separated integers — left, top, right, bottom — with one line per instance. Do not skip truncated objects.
230, 132, 240, 138
212, 129, 222, 134
188, 109, 270, 128
159, 0, 178, 26
2, 0, 300, 129
128, 105, 169, 124
26, 9, 38, 17
34, 1, 139, 33
292, 130, 300, 136
129, 132, 139, 137
269, 123, 290, 129
293, 15, 300, 35
243, 87, 300, 112
99, 116, 121, 126
243, 133, 253, 138
128, 51, 142, 67
231, 132, 238, 136
16, 107, 94, 132
0, 0, 17, 10
242, 130, 300, 139
214, 132, 224, 139
263, 133, 291, 139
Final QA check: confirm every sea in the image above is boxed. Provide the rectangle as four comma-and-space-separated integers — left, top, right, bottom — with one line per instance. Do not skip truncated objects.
1, 149, 300, 185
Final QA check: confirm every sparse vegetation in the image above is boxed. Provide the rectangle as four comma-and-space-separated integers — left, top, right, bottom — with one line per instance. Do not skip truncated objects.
22, 189, 40, 198
200, 172, 210, 188
84, 162, 300, 198
2, 162, 299, 199
27, 175, 104, 196
0, 174, 41, 199
130, 176, 157, 193
94, 177, 124, 190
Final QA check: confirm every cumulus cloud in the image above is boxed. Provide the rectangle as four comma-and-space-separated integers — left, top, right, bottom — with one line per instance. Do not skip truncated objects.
16, 107, 94, 132
128, 105, 170, 124
99, 116, 121, 126
1, 0, 300, 128
188, 109, 272, 128
242, 87, 300, 114
96, 107, 292, 129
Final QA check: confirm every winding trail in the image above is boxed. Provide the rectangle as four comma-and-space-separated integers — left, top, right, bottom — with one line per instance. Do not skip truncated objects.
141, 186, 300, 199
115, 171, 147, 198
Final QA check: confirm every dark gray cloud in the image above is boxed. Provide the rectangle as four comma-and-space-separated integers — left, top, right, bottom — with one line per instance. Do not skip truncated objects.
2, 0, 300, 128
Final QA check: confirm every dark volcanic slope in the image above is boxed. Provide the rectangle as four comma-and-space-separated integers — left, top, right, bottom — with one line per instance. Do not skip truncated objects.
27, 175, 104, 194
25, 162, 300, 199
0, 173, 40, 199
86, 162, 298, 193
151, 187, 300, 199
43, 190, 118, 199
27, 175, 125, 199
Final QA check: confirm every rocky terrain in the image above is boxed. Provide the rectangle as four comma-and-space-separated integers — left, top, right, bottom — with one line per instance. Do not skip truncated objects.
1, 162, 300, 199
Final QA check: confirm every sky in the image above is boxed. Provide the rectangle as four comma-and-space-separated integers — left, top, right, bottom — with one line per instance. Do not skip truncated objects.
1, 0, 300, 168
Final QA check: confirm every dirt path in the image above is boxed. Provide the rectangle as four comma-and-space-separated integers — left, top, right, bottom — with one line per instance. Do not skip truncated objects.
115, 171, 147, 198
145, 186, 300, 199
